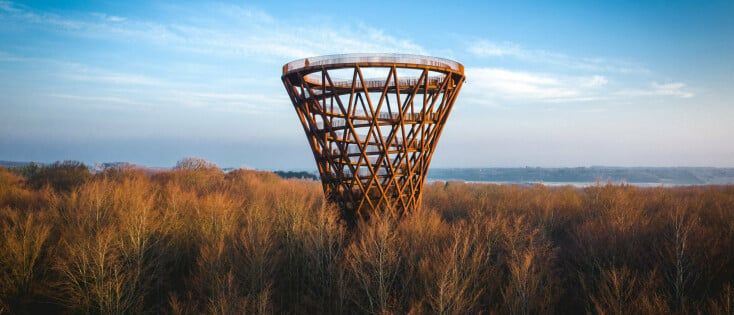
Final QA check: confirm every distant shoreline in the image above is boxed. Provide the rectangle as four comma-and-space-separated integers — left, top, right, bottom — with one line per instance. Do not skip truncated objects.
3, 161, 734, 186
424, 179, 713, 188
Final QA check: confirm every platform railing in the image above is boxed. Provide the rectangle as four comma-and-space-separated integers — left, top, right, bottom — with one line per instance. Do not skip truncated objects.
326, 134, 410, 148
315, 112, 437, 130
283, 53, 463, 74
305, 74, 446, 90
339, 167, 389, 178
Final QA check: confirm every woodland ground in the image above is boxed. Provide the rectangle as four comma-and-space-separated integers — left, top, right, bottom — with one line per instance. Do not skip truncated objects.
0, 162, 733, 314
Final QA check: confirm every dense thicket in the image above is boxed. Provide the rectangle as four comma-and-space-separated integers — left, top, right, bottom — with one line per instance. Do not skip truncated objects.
0, 164, 732, 314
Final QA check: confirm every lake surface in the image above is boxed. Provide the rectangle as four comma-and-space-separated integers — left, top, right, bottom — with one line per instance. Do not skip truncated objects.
426, 167, 734, 186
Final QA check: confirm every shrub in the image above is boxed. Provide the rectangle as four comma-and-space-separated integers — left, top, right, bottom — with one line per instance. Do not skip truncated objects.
27, 161, 91, 192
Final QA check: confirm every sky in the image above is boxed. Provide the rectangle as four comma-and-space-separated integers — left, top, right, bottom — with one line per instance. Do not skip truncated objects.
1, 0, 733, 169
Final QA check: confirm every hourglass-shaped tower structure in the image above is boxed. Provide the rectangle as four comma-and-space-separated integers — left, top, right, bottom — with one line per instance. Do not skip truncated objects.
282, 54, 465, 222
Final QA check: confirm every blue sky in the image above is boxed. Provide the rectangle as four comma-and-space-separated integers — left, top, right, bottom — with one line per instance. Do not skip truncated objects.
1, 0, 733, 169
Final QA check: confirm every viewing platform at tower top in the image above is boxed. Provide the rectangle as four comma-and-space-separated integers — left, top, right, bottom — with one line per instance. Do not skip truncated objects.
282, 53, 464, 75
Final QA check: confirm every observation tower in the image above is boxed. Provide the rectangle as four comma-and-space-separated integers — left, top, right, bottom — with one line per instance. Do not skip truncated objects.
282, 54, 465, 222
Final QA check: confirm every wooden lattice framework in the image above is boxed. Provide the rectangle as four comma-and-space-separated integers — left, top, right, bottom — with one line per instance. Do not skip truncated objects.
282, 54, 465, 222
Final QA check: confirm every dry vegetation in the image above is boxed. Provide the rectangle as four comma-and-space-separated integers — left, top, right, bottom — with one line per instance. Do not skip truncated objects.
1, 161, 733, 314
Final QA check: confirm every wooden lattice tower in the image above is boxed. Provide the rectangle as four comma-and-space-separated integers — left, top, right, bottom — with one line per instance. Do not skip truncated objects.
282, 54, 465, 222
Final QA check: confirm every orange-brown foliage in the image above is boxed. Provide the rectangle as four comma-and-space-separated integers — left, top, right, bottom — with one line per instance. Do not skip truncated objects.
0, 165, 733, 314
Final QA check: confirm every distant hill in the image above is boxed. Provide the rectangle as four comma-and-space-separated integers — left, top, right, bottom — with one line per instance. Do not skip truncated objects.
427, 167, 734, 185
0, 160, 33, 168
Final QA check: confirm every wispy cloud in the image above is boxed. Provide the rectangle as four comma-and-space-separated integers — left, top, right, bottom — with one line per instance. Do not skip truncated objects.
90, 13, 126, 23
0, 1, 426, 60
468, 41, 532, 58
464, 39, 695, 105
468, 40, 649, 74
617, 82, 694, 99
462, 67, 692, 106
49, 93, 140, 105
45, 93, 148, 112
582, 75, 608, 88
0, 0, 19, 13
463, 67, 607, 104
186, 92, 287, 107
651, 82, 694, 98
0, 51, 29, 62
61, 70, 162, 86
0, 52, 164, 87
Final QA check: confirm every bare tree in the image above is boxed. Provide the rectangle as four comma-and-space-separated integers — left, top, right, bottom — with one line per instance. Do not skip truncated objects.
174, 157, 218, 170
